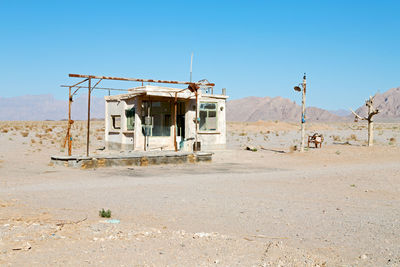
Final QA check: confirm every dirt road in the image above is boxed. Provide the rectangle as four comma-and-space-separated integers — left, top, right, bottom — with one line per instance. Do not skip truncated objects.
0, 121, 399, 266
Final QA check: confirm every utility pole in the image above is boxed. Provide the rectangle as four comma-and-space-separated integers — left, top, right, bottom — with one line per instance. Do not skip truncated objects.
294, 73, 307, 152
300, 74, 306, 152
190, 52, 193, 82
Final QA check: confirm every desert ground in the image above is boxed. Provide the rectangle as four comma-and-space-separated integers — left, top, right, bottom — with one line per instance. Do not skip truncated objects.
0, 120, 400, 266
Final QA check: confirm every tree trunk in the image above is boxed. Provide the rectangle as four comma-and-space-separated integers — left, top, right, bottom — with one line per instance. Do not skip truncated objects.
368, 120, 373, 147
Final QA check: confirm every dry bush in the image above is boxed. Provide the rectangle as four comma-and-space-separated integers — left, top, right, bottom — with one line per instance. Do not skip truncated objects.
348, 134, 357, 141
289, 145, 297, 152
239, 132, 247, 136
389, 137, 396, 145
97, 136, 103, 140
30, 139, 36, 144
332, 135, 341, 141
45, 128, 53, 133
21, 132, 29, 137
1, 129, 8, 133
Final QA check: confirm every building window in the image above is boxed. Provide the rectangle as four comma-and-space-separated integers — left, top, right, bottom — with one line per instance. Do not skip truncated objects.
111, 115, 121, 130
125, 107, 135, 130
199, 102, 217, 131
142, 101, 171, 136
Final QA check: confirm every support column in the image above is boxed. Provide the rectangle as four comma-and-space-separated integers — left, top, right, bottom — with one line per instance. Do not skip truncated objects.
86, 78, 91, 157
174, 93, 178, 152
68, 87, 72, 156
300, 74, 307, 152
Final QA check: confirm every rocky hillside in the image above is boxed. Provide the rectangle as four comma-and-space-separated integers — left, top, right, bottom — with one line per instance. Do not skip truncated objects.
226, 96, 344, 122
352, 87, 400, 120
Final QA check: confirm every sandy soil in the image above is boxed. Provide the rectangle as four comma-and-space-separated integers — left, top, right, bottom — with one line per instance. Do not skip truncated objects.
0, 120, 400, 266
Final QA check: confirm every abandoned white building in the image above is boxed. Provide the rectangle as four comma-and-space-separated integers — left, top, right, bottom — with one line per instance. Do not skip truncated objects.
104, 85, 228, 152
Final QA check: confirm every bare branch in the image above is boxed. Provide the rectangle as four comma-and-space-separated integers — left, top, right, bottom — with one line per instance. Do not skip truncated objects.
349, 108, 366, 121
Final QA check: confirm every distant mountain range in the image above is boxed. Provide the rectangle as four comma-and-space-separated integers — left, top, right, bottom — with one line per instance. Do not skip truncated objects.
227, 86, 400, 122
353, 87, 400, 120
0, 94, 104, 121
0, 87, 399, 121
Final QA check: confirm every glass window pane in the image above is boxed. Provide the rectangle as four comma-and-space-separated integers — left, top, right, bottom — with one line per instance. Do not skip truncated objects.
142, 101, 171, 136
199, 110, 207, 130
125, 108, 135, 130
200, 103, 216, 110
206, 117, 217, 130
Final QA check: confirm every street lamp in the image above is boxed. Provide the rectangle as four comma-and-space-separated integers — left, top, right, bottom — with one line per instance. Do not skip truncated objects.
293, 73, 307, 152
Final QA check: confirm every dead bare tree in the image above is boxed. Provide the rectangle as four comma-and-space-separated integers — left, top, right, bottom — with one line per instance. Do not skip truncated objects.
350, 95, 379, 146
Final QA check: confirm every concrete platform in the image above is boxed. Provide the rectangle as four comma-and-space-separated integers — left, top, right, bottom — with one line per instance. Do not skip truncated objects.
50, 151, 213, 169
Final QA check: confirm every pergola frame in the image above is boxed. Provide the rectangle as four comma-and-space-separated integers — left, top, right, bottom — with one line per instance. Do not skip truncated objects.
62, 73, 215, 156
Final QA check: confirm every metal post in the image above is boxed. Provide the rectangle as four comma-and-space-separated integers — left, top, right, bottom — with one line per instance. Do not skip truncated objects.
86, 78, 91, 157
174, 93, 178, 152
190, 52, 193, 82
195, 89, 198, 151
300, 74, 306, 152
68, 87, 72, 156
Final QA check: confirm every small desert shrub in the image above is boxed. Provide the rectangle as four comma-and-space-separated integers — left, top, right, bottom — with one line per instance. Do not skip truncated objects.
290, 145, 297, 152
30, 139, 36, 144
45, 128, 53, 133
99, 209, 112, 218
332, 135, 341, 141
1, 129, 8, 133
97, 136, 103, 140
239, 132, 247, 136
389, 137, 396, 145
348, 134, 357, 141
335, 150, 341, 155
21, 132, 29, 137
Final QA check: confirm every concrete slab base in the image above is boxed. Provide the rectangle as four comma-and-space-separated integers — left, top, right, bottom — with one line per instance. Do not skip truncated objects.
50, 151, 212, 169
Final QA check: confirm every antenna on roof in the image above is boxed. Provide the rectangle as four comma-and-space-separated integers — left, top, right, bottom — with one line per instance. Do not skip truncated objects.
190, 52, 193, 82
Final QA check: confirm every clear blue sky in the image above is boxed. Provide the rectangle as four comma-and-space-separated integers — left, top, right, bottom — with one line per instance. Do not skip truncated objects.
0, 0, 399, 110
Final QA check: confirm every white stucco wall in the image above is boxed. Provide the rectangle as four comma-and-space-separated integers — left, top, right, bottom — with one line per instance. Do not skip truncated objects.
105, 91, 227, 152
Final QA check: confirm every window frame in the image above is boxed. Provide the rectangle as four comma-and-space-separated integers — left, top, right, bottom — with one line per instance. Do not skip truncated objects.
111, 115, 121, 130
199, 101, 218, 132
125, 107, 135, 131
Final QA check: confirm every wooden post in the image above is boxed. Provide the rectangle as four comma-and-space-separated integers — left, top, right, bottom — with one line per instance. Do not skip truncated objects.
86, 78, 91, 157
174, 93, 178, 152
300, 74, 307, 152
